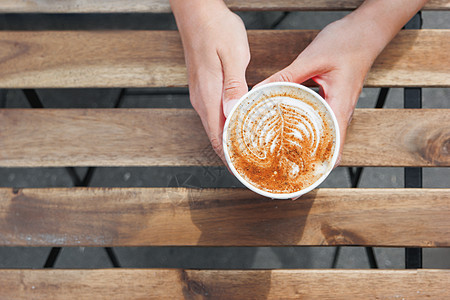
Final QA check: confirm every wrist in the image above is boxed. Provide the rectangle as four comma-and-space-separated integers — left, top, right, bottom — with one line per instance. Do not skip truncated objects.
341, 12, 391, 62
345, 0, 428, 58
170, 0, 229, 36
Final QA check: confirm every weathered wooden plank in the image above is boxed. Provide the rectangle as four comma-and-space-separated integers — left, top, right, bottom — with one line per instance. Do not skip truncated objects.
0, 109, 448, 167
0, 0, 446, 13
0, 30, 448, 88
0, 109, 217, 167
0, 188, 448, 247
248, 30, 450, 88
343, 109, 450, 167
0, 269, 449, 299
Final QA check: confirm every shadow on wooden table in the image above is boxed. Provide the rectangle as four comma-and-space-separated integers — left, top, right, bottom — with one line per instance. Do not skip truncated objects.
184, 186, 315, 297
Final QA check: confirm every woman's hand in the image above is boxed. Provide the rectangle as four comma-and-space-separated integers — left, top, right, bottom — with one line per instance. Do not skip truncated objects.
256, 0, 428, 166
170, 0, 250, 163
256, 18, 376, 165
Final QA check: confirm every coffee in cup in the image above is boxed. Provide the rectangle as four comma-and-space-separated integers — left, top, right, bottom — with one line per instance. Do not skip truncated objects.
223, 82, 340, 199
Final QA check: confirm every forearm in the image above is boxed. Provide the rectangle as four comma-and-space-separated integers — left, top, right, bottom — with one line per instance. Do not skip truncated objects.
170, 0, 228, 35
346, 0, 429, 60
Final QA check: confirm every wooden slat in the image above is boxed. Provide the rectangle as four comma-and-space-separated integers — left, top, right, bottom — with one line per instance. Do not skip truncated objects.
343, 109, 450, 167
0, 0, 447, 13
0, 30, 448, 88
0, 188, 448, 247
0, 269, 449, 299
1, 109, 448, 167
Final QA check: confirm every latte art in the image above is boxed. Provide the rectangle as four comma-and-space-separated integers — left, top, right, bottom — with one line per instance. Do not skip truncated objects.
241, 96, 323, 171
226, 87, 336, 194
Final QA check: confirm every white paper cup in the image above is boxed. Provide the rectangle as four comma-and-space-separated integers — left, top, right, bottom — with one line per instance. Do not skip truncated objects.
223, 82, 340, 199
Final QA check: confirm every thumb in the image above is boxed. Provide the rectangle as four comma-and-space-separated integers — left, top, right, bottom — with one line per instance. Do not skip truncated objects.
222, 76, 248, 118
221, 50, 249, 118
254, 57, 321, 88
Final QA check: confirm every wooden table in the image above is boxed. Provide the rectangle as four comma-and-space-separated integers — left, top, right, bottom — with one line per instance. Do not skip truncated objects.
0, 0, 449, 298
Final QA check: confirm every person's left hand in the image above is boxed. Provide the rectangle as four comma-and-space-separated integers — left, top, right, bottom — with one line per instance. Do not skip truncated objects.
255, 16, 382, 166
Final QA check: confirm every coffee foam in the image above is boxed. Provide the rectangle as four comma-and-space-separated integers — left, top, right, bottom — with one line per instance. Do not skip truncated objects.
225, 84, 337, 194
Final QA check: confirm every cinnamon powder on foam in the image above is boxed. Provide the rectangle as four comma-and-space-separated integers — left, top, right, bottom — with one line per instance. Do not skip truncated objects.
227, 92, 335, 194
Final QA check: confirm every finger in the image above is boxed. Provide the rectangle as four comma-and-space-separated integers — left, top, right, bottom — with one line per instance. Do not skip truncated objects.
208, 129, 227, 164
190, 71, 228, 165
222, 77, 247, 118
332, 111, 348, 169
220, 49, 250, 118
315, 76, 361, 169
202, 109, 227, 165
204, 91, 228, 164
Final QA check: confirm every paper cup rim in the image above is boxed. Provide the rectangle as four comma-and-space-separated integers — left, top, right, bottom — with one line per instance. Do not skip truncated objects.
223, 82, 340, 199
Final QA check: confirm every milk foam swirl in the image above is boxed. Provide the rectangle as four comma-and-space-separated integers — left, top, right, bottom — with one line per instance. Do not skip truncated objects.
226, 89, 336, 194
241, 96, 323, 172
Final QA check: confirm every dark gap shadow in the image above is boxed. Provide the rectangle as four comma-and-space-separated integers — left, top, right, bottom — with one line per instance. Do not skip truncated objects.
0, 13, 177, 30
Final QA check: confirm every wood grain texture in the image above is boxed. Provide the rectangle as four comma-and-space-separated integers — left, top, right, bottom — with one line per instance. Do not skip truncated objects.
0, 31, 186, 88
0, 269, 449, 299
0, 188, 448, 247
1, 109, 448, 167
0, 30, 448, 88
248, 30, 450, 88
0, 109, 219, 167
343, 109, 450, 167
0, 0, 447, 13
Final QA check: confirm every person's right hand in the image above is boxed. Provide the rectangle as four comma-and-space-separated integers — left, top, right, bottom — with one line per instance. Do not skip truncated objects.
170, 0, 250, 163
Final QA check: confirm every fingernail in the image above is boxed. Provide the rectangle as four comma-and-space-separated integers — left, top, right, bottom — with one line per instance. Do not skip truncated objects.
223, 99, 239, 118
